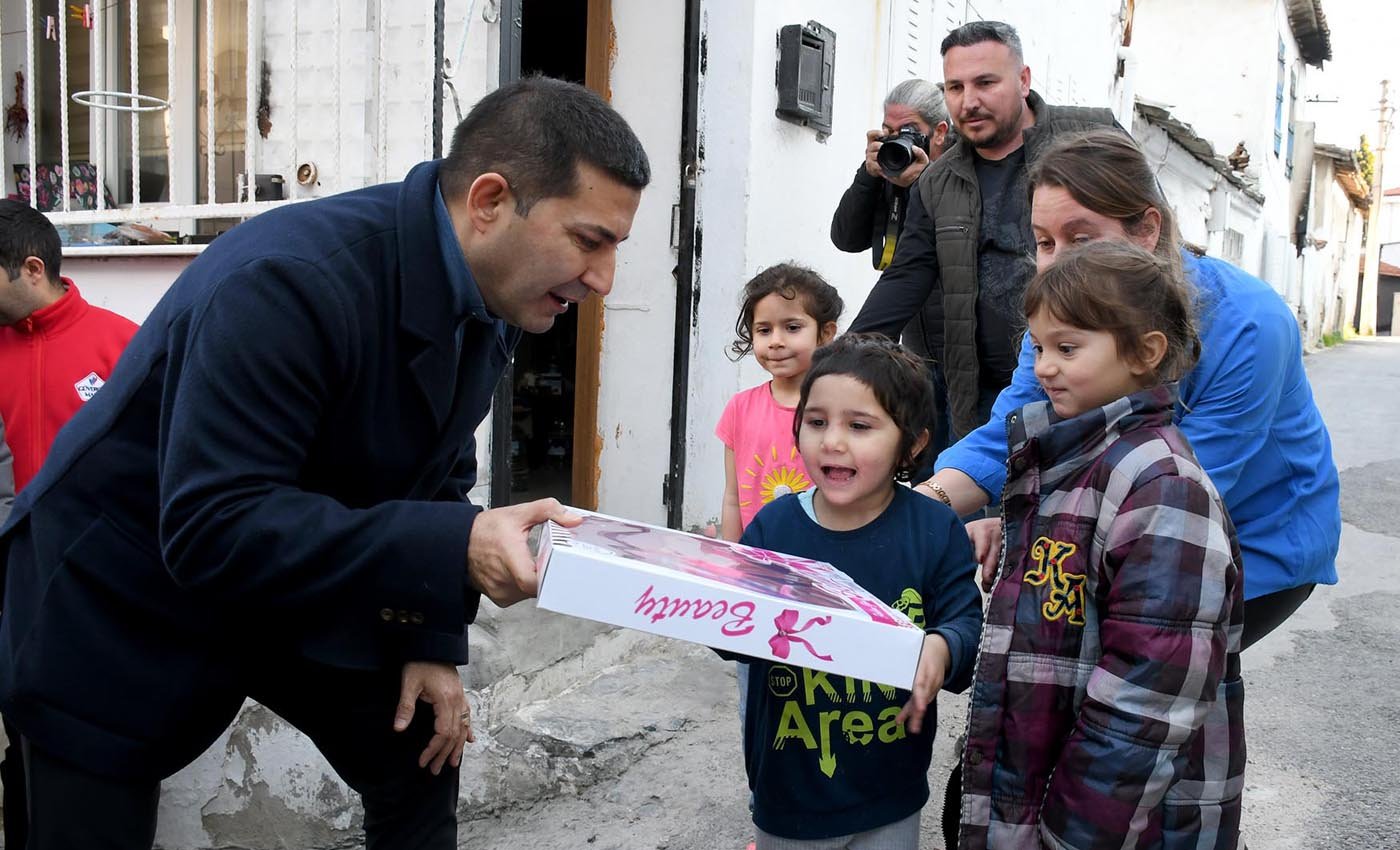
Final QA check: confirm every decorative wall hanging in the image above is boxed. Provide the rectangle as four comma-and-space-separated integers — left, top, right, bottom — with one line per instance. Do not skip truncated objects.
5, 71, 27, 143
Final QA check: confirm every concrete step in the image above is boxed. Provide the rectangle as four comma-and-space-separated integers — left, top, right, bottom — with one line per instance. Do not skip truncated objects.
125, 625, 734, 849
458, 636, 735, 818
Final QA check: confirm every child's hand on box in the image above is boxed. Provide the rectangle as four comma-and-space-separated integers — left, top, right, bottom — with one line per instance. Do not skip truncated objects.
896, 633, 951, 734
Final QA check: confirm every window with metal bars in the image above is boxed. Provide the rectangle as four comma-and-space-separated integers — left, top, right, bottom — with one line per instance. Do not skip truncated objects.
1, 0, 263, 225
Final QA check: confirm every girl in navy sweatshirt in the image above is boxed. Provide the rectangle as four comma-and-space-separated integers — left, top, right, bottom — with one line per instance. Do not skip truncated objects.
735, 333, 983, 849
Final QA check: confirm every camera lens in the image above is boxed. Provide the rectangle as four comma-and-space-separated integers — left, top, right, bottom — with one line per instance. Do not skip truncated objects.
878, 137, 916, 176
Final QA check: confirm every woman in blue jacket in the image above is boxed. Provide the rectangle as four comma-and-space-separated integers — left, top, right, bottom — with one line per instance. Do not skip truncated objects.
915, 129, 1340, 648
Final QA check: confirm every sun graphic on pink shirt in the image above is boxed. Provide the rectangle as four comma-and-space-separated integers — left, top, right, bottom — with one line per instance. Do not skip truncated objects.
740, 446, 812, 509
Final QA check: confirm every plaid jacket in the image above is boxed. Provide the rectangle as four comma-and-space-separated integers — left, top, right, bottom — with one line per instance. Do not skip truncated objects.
959, 385, 1245, 850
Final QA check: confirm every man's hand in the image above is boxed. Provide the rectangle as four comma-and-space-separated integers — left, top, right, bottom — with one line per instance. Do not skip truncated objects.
393, 661, 474, 775
863, 129, 931, 187
885, 145, 930, 188
863, 129, 885, 178
896, 633, 951, 735
965, 518, 1003, 592
467, 498, 581, 607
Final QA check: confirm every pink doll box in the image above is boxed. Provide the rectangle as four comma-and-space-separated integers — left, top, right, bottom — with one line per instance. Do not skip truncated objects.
532, 510, 926, 690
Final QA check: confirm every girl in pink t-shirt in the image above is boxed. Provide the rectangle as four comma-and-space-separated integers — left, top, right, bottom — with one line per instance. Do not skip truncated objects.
716, 263, 843, 541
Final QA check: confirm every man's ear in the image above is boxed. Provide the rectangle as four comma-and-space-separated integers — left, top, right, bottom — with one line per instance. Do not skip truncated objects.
20, 255, 48, 285
1131, 207, 1163, 254
1018, 64, 1032, 97
465, 173, 514, 233
1133, 331, 1169, 377
932, 121, 950, 151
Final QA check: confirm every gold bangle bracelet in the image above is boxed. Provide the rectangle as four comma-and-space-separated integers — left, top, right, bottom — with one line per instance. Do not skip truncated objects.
920, 479, 953, 507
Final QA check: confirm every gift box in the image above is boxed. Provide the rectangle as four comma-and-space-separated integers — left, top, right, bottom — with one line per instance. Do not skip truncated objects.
531, 510, 926, 690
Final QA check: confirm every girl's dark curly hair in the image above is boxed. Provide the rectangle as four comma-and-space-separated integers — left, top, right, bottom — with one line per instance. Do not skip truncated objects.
730, 263, 844, 359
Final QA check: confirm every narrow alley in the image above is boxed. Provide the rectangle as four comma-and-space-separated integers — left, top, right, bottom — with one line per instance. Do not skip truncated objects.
456, 337, 1400, 850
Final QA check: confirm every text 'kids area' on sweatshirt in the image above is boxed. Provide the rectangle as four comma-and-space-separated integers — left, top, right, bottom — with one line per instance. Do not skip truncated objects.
735, 486, 983, 841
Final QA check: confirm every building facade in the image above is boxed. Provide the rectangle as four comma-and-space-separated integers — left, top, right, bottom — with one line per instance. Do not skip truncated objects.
1129, 0, 1332, 314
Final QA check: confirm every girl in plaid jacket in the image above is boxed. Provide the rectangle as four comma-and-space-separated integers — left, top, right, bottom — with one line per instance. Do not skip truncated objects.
959, 242, 1245, 850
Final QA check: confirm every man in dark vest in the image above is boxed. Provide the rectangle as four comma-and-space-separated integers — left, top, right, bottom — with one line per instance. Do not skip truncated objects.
0, 77, 649, 849
850, 21, 1118, 450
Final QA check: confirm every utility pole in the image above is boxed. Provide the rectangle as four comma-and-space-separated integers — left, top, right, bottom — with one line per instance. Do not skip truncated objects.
1359, 80, 1392, 336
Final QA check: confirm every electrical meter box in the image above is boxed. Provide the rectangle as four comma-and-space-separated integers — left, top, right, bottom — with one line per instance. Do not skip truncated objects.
775, 20, 835, 136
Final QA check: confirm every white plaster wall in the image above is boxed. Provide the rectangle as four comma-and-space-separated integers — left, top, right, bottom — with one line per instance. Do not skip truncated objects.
954, 0, 1123, 107
592, 0, 685, 525
1132, 117, 1217, 248
1304, 165, 1364, 342
1379, 195, 1400, 246
681, 0, 891, 532
1130, 113, 1268, 287
1131, 0, 1307, 300
60, 254, 194, 322
1133, 0, 1282, 187
1229, 191, 1267, 279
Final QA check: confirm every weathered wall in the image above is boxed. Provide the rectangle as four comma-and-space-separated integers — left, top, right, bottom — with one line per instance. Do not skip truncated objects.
58, 253, 197, 322
1131, 113, 1267, 276
680, 0, 888, 535
592, 0, 686, 526
1132, 117, 1218, 248
1302, 158, 1365, 344
1131, 0, 1310, 302
1379, 194, 1400, 246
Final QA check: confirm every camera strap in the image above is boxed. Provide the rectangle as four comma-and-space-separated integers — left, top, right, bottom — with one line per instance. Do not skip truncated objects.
877, 193, 903, 270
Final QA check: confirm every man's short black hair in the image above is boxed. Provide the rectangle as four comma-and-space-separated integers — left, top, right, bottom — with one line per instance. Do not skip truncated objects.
0, 199, 61, 284
439, 75, 651, 214
939, 20, 1024, 62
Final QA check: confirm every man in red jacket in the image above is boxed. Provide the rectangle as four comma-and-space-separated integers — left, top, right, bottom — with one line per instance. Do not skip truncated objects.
0, 198, 137, 847
0, 201, 138, 492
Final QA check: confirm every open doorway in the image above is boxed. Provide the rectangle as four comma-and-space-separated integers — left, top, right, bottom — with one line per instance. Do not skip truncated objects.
501, 0, 595, 506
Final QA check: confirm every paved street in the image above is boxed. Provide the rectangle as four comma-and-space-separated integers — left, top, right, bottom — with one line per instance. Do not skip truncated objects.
459, 337, 1400, 850
1237, 337, 1400, 850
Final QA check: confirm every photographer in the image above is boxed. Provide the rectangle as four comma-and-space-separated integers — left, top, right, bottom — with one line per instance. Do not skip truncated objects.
830, 78, 952, 451
831, 79, 949, 269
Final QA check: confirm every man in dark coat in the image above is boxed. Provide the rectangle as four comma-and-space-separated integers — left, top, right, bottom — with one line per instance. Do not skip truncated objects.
0, 76, 649, 849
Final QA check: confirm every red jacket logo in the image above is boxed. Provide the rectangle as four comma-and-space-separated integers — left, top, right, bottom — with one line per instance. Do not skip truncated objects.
74, 372, 105, 402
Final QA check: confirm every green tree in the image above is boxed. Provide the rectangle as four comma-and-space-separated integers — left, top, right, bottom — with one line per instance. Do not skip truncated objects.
1359, 133, 1376, 190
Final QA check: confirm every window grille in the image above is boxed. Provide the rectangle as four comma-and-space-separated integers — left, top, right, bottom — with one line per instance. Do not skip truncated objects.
2, 0, 433, 230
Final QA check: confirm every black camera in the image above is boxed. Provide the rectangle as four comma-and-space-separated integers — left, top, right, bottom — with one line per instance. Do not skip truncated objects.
877, 126, 930, 177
